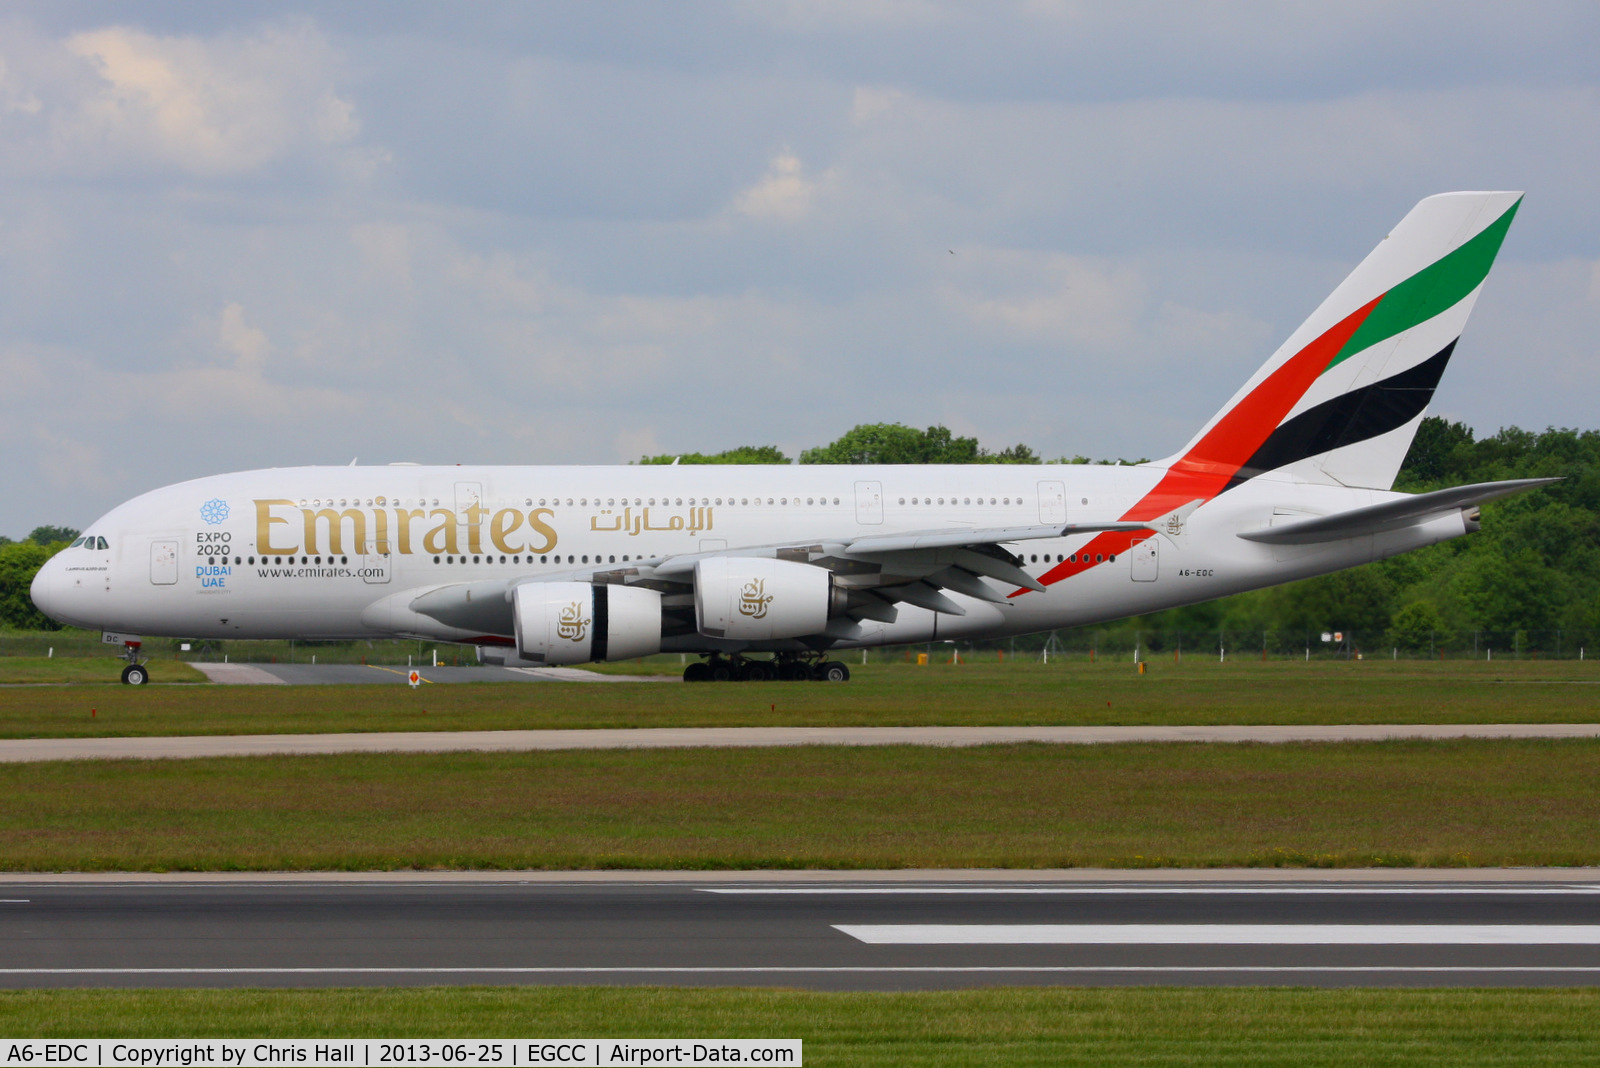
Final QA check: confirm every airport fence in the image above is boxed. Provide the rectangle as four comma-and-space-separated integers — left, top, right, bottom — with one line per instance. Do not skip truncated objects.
0, 631, 478, 667
3, 627, 1597, 666
927, 627, 1600, 663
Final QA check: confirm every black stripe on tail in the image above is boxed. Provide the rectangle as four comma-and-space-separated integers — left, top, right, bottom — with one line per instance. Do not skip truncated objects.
1223, 339, 1456, 492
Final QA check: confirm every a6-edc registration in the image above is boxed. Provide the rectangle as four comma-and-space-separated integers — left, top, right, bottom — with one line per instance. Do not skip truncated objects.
3, 1040, 801, 1067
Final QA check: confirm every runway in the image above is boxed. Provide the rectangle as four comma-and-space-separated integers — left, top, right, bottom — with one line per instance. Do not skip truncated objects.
3, 873, 1600, 989
3, 722, 1600, 763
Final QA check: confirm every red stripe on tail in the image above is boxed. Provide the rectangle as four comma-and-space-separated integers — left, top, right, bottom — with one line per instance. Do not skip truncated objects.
1017, 294, 1382, 596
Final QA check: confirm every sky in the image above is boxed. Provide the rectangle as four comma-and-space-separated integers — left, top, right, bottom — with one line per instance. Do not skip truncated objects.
2, 1, 1598, 536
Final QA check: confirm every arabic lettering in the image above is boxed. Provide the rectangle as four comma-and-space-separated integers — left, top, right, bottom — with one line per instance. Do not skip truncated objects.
555, 600, 591, 642
738, 577, 773, 620
588, 506, 712, 536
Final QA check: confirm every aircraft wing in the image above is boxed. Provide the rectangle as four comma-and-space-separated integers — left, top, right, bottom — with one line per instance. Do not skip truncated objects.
1237, 478, 1559, 546
393, 519, 1148, 638
842, 521, 1152, 555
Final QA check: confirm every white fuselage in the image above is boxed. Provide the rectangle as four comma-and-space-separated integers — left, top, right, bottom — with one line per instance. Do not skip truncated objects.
31, 462, 1468, 651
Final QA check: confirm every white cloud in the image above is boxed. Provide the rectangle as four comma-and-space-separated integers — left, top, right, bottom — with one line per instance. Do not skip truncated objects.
744, 0, 954, 31
216, 302, 268, 372
733, 151, 828, 221
0, 4, 1597, 535
352, 223, 414, 288
941, 248, 1272, 370
851, 86, 903, 124
613, 425, 663, 463
0, 20, 362, 177
34, 426, 110, 492
947, 251, 1148, 349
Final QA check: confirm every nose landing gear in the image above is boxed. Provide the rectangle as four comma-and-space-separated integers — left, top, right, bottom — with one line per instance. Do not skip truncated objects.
682, 654, 850, 682
117, 640, 149, 685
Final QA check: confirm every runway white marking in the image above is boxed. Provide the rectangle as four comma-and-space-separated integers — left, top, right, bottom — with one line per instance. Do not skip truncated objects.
2, 966, 1600, 975
836, 924, 1600, 945
706, 886, 1600, 896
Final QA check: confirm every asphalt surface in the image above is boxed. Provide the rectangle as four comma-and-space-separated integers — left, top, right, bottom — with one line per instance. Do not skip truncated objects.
5, 723, 1600, 764
3, 874, 1600, 989
190, 663, 671, 685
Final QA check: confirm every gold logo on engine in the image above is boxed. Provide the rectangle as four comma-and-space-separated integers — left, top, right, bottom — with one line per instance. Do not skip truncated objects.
556, 600, 590, 642
738, 578, 773, 619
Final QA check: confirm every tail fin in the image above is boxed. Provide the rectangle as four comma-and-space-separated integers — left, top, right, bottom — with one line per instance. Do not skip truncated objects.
1166, 191, 1521, 494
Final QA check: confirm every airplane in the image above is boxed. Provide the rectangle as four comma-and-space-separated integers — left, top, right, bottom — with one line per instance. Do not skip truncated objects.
32, 190, 1554, 684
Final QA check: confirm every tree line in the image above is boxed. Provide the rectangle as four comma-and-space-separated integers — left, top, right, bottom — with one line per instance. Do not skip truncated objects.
3, 419, 1594, 649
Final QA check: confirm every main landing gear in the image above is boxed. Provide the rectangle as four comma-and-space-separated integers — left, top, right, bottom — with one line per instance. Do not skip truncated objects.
682, 654, 850, 683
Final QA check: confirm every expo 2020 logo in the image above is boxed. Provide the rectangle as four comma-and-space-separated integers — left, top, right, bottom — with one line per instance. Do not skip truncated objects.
200, 499, 230, 525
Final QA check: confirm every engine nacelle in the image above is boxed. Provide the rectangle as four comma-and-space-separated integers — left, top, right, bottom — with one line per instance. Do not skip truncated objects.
694, 557, 843, 641
513, 582, 662, 665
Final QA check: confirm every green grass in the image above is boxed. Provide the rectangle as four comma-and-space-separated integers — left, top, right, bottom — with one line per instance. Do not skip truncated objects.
1, 660, 1597, 738
0, 657, 203, 684
2, 739, 1597, 870
5, 987, 1600, 1065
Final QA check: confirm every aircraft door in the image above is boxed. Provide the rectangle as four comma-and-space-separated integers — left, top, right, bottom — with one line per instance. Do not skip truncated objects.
854, 481, 883, 524
149, 540, 178, 585
1130, 537, 1158, 581
455, 481, 482, 550
1037, 480, 1067, 525
362, 554, 392, 584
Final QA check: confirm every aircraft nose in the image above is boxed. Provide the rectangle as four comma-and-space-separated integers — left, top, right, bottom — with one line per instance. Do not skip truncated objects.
29, 557, 64, 624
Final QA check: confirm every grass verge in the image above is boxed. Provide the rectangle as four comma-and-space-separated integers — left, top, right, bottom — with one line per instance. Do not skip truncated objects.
1, 660, 1598, 738
0, 658, 203, 685
2, 739, 1598, 869
4, 987, 1600, 1066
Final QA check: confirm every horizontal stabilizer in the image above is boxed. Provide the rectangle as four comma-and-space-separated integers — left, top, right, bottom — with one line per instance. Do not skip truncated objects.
1238, 478, 1559, 545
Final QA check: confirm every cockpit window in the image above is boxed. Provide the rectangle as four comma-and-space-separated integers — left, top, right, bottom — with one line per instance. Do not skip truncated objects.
94, 537, 109, 550
69, 537, 85, 548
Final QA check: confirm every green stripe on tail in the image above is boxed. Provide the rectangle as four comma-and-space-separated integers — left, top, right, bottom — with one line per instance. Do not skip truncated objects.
1325, 197, 1521, 373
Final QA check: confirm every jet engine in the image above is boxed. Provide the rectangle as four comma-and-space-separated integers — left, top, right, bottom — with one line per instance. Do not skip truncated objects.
513, 582, 662, 665
694, 557, 846, 641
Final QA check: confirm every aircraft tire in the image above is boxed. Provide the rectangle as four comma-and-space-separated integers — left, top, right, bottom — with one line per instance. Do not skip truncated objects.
121, 663, 149, 686
779, 661, 811, 681
682, 662, 711, 683
708, 660, 734, 682
816, 661, 849, 682
742, 660, 775, 682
